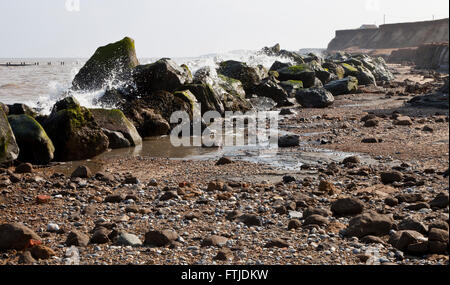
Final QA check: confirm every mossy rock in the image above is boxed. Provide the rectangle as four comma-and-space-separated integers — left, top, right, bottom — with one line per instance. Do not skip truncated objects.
340, 63, 359, 76
173, 90, 201, 117
217, 60, 263, 93
43, 97, 109, 161
323, 62, 345, 79
280, 80, 304, 97
72, 37, 139, 91
133, 58, 193, 94
90, 108, 142, 147
8, 114, 55, 165
0, 107, 19, 163
324, 76, 359, 96
180, 84, 225, 115
217, 74, 252, 112
7, 103, 38, 117
278, 64, 316, 88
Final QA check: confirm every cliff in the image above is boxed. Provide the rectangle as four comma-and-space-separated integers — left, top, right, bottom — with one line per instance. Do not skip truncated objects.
389, 43, 449, 71
327, 18, 449, 51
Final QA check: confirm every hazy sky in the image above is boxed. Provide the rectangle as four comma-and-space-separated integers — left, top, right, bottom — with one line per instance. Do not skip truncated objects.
0, 0, 448, 58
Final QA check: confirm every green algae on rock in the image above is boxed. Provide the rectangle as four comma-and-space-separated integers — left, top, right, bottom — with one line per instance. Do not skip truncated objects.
8, 114, 55, 165
0, 107, 19, 164
72, 37, 139, 91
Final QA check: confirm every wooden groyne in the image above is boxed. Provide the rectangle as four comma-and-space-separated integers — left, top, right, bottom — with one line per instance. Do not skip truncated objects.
0, 61, 69, 67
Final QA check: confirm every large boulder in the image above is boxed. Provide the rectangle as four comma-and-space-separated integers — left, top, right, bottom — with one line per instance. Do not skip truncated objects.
295, 88, 334, 108
344, 211, 394, 238
120, 91, 192, 137
217, 60, 263, 93
90, 109, 142, 147
254, 78, 292, 107
280, 80, 304, 97
43, 97, 109, 161
0, 223, 41, 251
180, 84, 225, 115
324, 77, 358, 96
0, 107, 19, 164
72, 37, 139, 91
277, 64, 316, 88
133, 58, 192, 94
7, 103, 38, 117
322, 62, 345, 79
7, 114, 55, 164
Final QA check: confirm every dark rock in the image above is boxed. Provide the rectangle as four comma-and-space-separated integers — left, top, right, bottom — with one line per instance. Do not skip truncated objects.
331, 198, 364, 216
344, 212, 394, 238
381, 171, 403, 184
390, 230, 425, 252
278, 135, 300, 148
8, 114, 55, 164
237, 214, 263, 227
18, 250, 36, 264
144, 229, 178, 247
29, 245, 55, 260
360, 235, 385, 244
254, 78, 292, 107
133, 58, 192, 93
71, 166, 92, 179
0, 223, 41, 251
214, 248, 234, 261
65, 230, 90, 247
179, 84, 224, 115
0, 107, 20, 163
216, 157, 233, 166
264, 238, 290, 248
407, 242, 429, 255
295, 88, 334, 108
364, 119, 379, 127
398, 218, 428, 235
15, 163, 33, 174
396, 193, 424, 203
288, 219, 302, 230
429, 193, 449, 209
303, 207, 331, 218
303, 214, 329, 226
43, 97, 109, 161
217, 60, 263, 92
405, 203, 429, 211
72, 37, 139, 91
323, 77, 358, 96
201, 235, 228, 247
343, 156, 360, 164
278, 64, 316, 88
7, 103, 37, 117
385, 197, 399, 207
104, 194, 126, 203
90, 227, 110, 244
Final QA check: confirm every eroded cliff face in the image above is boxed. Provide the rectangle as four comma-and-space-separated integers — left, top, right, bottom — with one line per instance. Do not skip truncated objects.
328, 18, 449, 51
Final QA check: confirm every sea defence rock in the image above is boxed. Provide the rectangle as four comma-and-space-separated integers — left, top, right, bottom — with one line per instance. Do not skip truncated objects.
90, 109, 142, 147
120, 91, 192, 137
254, 78, 292, 107
0, 223, 41, 251
8, 114, 55, 164
0, 107, 19, 164
217, 60, 263, 93
295, 88, 335, 108
180, 84, 225, 115
133, 58, 193, 94
277, 64, 316, 88
7, 103, 38, 117
324, 77, 358, 96
43, 97, 109, 161
72, 37, 139, 91
279, 80, 304, 97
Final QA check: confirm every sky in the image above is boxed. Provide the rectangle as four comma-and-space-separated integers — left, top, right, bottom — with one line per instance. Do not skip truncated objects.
0, 0, 448, 58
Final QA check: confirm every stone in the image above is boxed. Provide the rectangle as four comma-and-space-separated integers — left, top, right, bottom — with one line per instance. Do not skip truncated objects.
385, 197, 399, 207
343, 156, 360, 164
429, 228, 449, 243
303, 207, 331, 218
237, 214, 263, 227
102, 129, 131, 149
429, 193, 449, 209
104, 194, 125, 203
361, 137, 380, 143
179, 84, 225, 115
278, 135, 300, 148
394, 116, 413, 126
381, 171, 403, 184
116, 232, 143, 247
216, 157, 233, 166
0, 108, 20, 163
90, 227, 110, 244
303, 215, 329, 226
398, 218, 428, 235
318, 180, 339, 195
8, 114, 55, 164
72, 37, 139, 91
360, 235, 385, 244
396, 193, 424, 203
43, 97, 109, 161
364, 119, 379, 127
264, 238, 290, 248
331, 198, 364, 216
390, 230, 426, 252
71, 165, 92, 179
295, 88, 335, 108
344, 212, 394, 238
18, 251, 36, 264
323, 77, 358, 96
288, 219, 302, 230
7, 103, 37, 117
65, 230, 90, 247
15, 163, 33, 174
90, 109, 142, 147
214, 248, 234, 261
30, 245, 56, 260
405, 203, 429, 211
278, 64, 316, 88
254, 78, 292, 107
217, 60, 263, 92
407, 242, 429, 255
36, 195, 51, 204
201, 235, 228, 247
0, 223, 41, 251
144, 229, 178, 247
